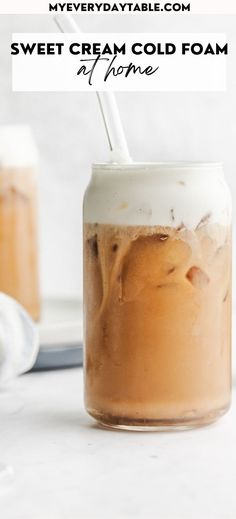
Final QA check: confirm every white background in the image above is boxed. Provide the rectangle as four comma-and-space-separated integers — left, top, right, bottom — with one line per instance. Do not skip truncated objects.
0, 13, 235, 300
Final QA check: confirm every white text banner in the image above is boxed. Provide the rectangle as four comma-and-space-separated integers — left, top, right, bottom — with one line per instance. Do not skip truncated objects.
12, 33, 227, 92
1, 1, 236, 15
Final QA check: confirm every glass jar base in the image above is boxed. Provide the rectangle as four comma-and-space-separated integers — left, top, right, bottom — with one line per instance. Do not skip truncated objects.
88, 403, 230, 432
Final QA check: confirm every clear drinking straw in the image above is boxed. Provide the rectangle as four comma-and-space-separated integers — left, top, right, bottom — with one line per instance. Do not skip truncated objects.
54, 14, 132, 164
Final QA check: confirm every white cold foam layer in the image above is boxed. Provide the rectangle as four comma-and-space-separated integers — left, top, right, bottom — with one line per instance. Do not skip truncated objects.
84, 163, 232, 229
0, 125, 38, 168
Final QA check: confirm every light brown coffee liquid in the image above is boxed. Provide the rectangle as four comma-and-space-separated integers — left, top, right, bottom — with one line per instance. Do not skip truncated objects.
0, 167, 40, 320
84, 222, 231, 429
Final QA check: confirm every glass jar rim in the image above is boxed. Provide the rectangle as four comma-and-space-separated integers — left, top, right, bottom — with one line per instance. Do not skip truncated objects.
92, 161, 223, 173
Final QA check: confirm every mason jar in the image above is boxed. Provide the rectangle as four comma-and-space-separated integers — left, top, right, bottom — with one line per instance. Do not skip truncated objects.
83, 162, 232, 430
0, 125, 40, 321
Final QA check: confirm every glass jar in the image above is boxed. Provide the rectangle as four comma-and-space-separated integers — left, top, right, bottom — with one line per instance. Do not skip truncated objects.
0, 125, 40, 321
83, 162, 232, 430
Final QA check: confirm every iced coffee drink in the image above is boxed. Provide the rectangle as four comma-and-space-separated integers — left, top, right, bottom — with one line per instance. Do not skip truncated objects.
83, 163, 232, 429
0, 126, 40, 320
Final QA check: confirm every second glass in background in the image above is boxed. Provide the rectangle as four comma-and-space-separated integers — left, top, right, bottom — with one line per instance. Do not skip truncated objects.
0, 125, 40, 320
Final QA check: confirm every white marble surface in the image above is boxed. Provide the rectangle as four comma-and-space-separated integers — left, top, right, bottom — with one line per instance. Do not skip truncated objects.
0, 367, 236, 519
